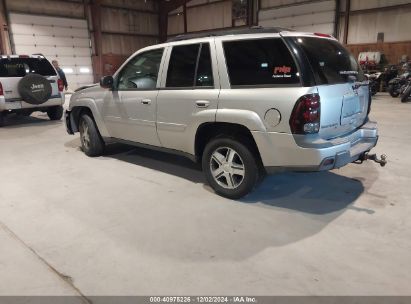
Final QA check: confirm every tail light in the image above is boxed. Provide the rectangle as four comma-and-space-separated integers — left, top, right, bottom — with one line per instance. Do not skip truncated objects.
289, 94, 321, 134
58, 79, 64, 92
0, 82, 3, 96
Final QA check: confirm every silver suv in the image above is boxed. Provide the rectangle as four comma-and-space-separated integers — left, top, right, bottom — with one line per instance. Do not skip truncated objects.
65, 28, 381, 199
0, 55, 65, 126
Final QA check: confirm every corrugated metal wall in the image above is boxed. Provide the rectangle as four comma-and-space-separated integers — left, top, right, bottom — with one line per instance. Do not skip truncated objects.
168, 0, 232, 36
339, 0, 411, 44
4, 0, 159, 83
259, 0, 337, 34
99, 0, 158, 56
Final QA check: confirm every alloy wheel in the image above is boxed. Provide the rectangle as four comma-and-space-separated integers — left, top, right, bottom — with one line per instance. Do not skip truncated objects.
209, 147, 245, 189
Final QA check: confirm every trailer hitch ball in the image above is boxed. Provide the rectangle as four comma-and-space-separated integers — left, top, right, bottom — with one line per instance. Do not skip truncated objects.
365, 153, 387, 167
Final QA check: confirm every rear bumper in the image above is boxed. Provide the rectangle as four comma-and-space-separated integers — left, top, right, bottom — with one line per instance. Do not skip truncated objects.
0, 95, 64, 112
252, 121, 379, 173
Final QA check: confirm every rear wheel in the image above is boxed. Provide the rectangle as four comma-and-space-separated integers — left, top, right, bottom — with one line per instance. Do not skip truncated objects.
79, 114, 105, 157
202, 137, 260, 199
47, 106, 64, 120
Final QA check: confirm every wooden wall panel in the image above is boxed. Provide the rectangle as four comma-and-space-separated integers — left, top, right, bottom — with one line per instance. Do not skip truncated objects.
346, 41, 411, 65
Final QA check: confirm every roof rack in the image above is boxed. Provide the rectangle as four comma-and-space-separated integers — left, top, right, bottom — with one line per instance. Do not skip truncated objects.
167, 26, 292, 42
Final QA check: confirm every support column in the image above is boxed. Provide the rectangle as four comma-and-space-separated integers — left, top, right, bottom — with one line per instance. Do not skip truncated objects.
90, 0, 103, 82
343, 0, 350, 45
0, 0, 11, 54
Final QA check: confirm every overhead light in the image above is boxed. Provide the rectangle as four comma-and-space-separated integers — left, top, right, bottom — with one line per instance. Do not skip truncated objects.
63, 68, 73, 74
80, 67, 90, 73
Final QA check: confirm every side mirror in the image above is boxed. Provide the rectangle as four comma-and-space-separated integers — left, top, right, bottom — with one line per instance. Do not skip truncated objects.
100, 75, 114, 89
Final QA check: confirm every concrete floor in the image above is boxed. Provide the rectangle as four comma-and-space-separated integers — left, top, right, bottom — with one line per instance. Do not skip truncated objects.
0, 93, 410, 296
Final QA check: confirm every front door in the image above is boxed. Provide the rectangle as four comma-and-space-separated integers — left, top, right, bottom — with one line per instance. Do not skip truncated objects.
102, 48, 164, 146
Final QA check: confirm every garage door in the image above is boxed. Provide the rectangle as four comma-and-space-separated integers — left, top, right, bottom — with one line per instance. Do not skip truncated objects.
9, 13, 94, 90
259, 0, 336, 35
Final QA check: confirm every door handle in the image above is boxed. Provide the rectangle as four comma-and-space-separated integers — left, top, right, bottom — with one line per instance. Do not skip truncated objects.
141, 99, 151, 105
195, 100, 210, 108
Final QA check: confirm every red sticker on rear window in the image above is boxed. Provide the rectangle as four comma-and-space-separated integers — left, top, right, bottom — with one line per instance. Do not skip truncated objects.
273, 66, 292, 74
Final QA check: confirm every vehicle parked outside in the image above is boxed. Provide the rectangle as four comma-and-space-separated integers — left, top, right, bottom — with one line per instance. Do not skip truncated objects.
65, 27, 383, 199
0, 55, 65, 127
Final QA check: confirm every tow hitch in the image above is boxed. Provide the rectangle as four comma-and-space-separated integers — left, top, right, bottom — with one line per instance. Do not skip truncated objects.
356, 153, 387, 167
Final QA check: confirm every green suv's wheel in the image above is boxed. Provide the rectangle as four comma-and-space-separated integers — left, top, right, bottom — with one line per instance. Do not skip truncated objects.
202, 137, 260, 199
79, 114, 105, 157
0, 112, 5, 127
47, 106, 64, 120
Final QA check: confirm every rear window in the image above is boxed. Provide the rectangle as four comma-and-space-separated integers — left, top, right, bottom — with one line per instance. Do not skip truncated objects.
223, 38, 300, 86
0, 58, 56, 77
294, 37, 364, 85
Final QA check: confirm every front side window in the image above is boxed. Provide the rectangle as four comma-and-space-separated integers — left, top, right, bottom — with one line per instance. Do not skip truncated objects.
166, 43, 214, 88
223, 38, 300, 86
117, 48, 164, 90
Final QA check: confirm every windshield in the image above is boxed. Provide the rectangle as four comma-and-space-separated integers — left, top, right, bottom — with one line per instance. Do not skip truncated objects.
294, 37, 364, 85
0, 58, 56, 77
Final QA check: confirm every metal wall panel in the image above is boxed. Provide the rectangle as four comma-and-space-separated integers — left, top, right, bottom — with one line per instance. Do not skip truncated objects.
258, 0, 336, 34
101, 7, 158, 35
347, 7, 411, 44
6, 0, 84, 18
187, 0, 232, 32
101, 0, 157, 12
260, 0, 313, 9
343, 0, 411, 11
101, 34, 158, 55
9, 13, 93, 90
168, 14, 185, 35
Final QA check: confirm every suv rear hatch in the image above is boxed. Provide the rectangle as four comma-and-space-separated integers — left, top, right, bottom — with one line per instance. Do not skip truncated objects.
0, 56, 59, 102
287, 36, 369, 140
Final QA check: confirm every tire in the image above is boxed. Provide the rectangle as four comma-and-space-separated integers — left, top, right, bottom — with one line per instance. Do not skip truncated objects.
0, 112, 5, 127
79, 114, 105, 157
401, 85, 411, 103
47, 106, 63, 120
18, 74, 52, 105
202, 137, 260, 199
388, 85, 399, 97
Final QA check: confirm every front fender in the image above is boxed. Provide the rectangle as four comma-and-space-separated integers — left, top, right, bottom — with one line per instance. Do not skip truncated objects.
69, 95, 110, 137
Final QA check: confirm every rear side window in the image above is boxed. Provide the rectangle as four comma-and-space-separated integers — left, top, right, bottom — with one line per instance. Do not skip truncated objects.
166, 43, 214, 88
0, 58, 56, 77
294, 37, 364, 85
223, 38, 300, 86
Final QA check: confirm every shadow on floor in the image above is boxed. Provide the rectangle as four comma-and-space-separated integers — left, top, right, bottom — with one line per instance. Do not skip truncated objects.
0, 113, 60, 129
99, 142, 365, 215
60, 141, 373, 261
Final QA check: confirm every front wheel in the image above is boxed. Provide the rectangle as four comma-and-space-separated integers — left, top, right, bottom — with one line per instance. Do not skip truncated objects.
401, 85, 411, 103
47, 105, 63, 120
202, 137, 260, 199
79, 114, 105, 157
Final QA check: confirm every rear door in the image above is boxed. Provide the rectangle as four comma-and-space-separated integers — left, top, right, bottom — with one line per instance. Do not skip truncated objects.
289, 36, 368, 139
0, 57, 59, 102
156, 41, 219, 153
